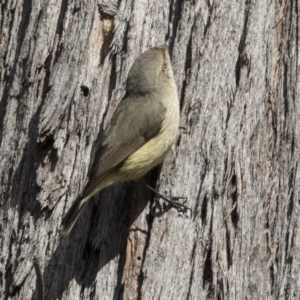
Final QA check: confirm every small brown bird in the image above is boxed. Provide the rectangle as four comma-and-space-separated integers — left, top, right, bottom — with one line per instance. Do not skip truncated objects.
60, 46, 179, 236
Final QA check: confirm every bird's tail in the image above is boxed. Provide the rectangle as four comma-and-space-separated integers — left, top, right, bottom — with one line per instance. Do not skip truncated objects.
60, 195, 91, 236
60, 171, 120, 236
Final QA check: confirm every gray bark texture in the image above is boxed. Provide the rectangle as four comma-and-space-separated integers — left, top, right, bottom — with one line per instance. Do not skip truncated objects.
0, 0, 299, 299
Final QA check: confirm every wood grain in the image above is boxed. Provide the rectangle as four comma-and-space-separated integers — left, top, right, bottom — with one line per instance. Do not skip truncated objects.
0, 0, 299, 299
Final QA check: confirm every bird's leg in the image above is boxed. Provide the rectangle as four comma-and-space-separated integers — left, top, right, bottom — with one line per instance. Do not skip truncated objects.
144, 183, 190, 211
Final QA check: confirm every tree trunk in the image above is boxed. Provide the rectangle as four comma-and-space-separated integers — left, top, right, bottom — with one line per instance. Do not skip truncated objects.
1, 0, 299, 299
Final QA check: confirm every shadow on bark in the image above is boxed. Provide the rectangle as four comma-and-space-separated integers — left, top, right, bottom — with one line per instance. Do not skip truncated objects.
41, 178, 156, 299
6, 150, 155, 299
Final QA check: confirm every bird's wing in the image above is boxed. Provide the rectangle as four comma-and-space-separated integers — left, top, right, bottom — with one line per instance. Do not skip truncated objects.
82, 93, 166, 197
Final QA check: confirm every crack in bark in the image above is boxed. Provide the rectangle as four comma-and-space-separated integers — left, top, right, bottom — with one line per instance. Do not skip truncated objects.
180, 25, 193, 112
186, 227, 198, 299
33, 257, 44, 300
167, 0, 184, 56
235, 0, 251, 88
136, 212, 154, 300
204, 0, 213, 37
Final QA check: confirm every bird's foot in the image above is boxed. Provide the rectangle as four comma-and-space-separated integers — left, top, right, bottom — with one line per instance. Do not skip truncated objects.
145, 184, 190, 212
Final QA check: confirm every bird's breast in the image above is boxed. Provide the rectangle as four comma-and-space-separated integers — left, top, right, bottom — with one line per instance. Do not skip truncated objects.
118, 89, 179, 180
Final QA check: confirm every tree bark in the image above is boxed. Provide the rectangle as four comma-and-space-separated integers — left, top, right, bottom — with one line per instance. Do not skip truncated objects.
1, 0, 299, 299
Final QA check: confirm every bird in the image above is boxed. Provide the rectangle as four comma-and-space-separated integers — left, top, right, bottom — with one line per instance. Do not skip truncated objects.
60, 46, 180, 236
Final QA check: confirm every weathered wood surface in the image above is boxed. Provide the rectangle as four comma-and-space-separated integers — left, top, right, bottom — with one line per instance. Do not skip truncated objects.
1, 0, 299, 299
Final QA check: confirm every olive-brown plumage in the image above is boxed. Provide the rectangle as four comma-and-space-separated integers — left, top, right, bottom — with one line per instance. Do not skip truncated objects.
60, 46, 179, 236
